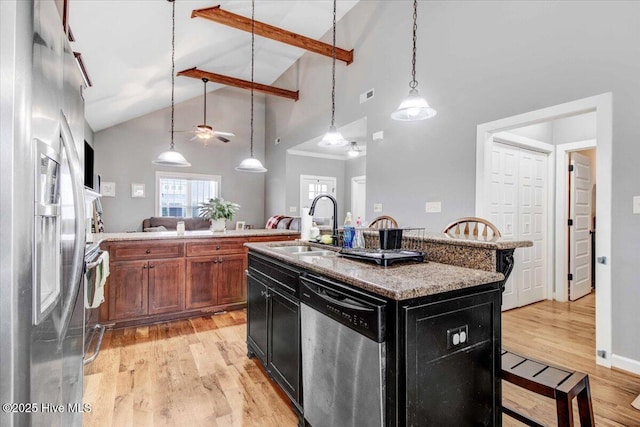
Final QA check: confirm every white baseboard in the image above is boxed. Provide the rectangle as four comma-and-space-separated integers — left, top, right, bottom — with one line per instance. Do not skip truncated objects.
611, 354, 640, 376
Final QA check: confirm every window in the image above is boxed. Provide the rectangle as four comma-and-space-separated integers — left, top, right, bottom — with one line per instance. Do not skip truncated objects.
156, 172, 221, 218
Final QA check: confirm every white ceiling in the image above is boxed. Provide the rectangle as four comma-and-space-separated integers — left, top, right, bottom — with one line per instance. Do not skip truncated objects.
69, 0, 360, 132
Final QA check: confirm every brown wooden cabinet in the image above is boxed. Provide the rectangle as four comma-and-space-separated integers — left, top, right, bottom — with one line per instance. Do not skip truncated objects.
101, 233, 299, 327
108, 258, 184, 321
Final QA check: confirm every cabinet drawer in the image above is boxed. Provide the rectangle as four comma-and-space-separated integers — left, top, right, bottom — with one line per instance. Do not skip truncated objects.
187, 239, 245, 256
248, 252, 300, 296
109, 242, 184, 261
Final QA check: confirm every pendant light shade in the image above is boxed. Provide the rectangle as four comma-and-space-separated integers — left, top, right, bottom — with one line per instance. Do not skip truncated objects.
391, 0, 436, 122
153, 0, 191, 167
319, 0, 348, 148
236, 0, 267, 173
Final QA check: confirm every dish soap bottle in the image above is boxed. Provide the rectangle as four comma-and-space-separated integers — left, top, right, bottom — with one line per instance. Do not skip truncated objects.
353, 216, 365, 249
343, 212, 354, 249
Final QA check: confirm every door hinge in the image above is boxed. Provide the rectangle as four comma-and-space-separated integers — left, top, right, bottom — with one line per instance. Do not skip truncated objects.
568, 273, 573, 281
597, 349, 606, 358
568, 219, 573, 226
568, 164, 575, 172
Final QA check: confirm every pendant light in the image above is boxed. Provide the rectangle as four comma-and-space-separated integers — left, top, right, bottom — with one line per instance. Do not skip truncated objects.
236, 0, 267, 173
154, 0, 191, 167
347, 141, 362, 157
391, 0, 437, 121
318, 0, 348, 147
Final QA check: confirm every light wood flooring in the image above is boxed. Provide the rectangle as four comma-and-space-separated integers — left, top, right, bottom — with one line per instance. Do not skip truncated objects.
84, 293, 640, 426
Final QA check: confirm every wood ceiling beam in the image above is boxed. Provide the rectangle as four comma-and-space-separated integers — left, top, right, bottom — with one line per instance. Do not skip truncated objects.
177, 67, 299, 101
191, 5, 354, 65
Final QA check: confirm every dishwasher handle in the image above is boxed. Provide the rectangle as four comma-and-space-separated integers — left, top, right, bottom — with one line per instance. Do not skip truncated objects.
301, 277, 374, 312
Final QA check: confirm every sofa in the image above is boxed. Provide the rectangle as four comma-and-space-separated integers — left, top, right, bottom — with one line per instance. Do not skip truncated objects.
142, 216, 210, 232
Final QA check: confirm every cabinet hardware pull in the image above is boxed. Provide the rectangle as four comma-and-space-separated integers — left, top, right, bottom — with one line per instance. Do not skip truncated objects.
143, 264, 147, 269
149, 264, 155, 268
216, 245, 221, 250
219, 259, 223, 264
145, 249, 151, 254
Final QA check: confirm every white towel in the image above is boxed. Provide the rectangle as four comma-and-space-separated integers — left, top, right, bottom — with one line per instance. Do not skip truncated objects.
85, 251, 109, 309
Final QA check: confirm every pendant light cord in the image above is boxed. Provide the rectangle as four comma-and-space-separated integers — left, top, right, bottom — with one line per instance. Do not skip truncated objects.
170, 0, 176, 149
202, 78, 208, 125
410, 0, 418, 90
250, 0, 255, 157
330, 0, 337, 127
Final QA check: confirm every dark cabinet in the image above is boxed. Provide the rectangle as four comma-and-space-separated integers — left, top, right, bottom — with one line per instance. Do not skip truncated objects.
247, 253, 302, 411
247, 274, 268, 364
268, 288, 300, 404
403, 288, 501, 427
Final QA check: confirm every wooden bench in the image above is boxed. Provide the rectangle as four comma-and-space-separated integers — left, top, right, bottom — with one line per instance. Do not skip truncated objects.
502, 349, 595, 427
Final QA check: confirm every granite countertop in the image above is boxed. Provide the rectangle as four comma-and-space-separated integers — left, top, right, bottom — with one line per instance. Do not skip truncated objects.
420, 232, 532, 250
90, 229, 299, 243
245, 241, 505, 301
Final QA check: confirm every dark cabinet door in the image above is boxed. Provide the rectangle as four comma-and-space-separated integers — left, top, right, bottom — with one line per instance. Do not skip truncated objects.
148, 258, 185, 315
269, 288, 301, 406
217, 254, 247, 305
247, 273, 268, 364
185, 257, 218, 309
109, 260, 148, 320
403, 289, 501, 427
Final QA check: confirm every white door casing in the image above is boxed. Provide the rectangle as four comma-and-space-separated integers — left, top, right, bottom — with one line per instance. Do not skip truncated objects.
475, 93, 612, 368
351, 176, 366, 224
569, 152, 593, 301
300, 175, 337, 223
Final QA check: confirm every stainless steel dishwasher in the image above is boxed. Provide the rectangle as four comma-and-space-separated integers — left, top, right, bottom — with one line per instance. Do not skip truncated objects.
300, 273, 387, 427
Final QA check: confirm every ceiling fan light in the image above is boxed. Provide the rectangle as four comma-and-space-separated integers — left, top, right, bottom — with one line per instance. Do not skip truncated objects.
318, 126, 348, 147
391, 88, 437, 121
153, 148, 192, 167
235, 156, 267, 173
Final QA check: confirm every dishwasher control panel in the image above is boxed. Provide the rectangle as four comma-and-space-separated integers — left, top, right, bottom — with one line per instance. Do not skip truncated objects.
300, 275, 386, 343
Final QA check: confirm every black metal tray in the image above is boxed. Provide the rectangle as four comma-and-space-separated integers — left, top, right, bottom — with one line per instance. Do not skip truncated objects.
338, 249, 426, 267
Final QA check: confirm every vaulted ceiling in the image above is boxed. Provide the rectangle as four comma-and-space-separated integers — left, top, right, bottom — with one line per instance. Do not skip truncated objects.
69, 1, 359, 132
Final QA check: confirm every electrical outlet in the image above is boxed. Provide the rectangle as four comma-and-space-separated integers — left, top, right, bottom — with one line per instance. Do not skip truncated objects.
289, 206, 297, 213
447, 325, 469, 350
425, 202, 441, 213
633, 196, 640, 214
372, 131, 384, 141
373, 203, 383, 213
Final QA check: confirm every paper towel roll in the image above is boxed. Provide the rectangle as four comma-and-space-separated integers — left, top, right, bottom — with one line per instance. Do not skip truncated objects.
301, 207, 312, 241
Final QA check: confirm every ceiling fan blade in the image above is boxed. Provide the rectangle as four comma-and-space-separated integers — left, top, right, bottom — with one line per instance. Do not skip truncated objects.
213, 131, 235, 137
216, 136, 230, 143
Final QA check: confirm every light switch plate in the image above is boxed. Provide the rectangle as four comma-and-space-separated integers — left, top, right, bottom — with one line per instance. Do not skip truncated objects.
372, 131, 384, 141
373, 203, 383, 213
289, 206, 297, 213
633, 196, 640, 214
425, 202, 441, 213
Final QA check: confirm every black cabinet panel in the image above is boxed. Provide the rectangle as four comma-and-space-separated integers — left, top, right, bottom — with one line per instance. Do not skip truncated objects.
247, 273, 268, 364
403, 289, 501, 427
269, 288, 301, 406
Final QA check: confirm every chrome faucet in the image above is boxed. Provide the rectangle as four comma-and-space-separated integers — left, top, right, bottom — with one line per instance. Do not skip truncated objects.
309, 194, 338, 246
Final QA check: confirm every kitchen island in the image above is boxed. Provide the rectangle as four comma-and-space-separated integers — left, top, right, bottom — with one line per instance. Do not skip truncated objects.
244, 239, 526, 427
93, 229, 299, 327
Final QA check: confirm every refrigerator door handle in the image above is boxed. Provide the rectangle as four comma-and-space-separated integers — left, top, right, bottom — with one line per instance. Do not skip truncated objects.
57, 111, 86, 341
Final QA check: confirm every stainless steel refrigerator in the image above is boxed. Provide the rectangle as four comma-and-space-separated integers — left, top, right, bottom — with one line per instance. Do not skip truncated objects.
1, 1, 87, 426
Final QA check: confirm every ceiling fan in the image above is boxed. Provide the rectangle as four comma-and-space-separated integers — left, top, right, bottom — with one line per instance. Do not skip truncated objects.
178, 78, 235, 144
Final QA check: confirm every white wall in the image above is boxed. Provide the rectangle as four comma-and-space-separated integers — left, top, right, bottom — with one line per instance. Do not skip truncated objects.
264, 1, 640, 364
95, 87, 266, 232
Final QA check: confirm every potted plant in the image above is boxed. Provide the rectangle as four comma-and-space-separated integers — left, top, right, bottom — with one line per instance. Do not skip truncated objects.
198, 197, 240, 232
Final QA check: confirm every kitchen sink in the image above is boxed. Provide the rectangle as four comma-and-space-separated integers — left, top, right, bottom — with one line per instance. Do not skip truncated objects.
272, 245, 337, 257
274, 245, 316, 253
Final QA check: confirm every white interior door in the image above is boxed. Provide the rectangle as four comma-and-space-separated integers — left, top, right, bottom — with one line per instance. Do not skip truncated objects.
489, 142, 548, 310
569, 152, 593, 301
351, 176, 366, 223
300, 175, 336, 224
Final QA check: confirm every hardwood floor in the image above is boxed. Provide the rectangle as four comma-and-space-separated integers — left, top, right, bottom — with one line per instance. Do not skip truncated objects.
85, 293, 640, 426
502, 293, 640, 426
